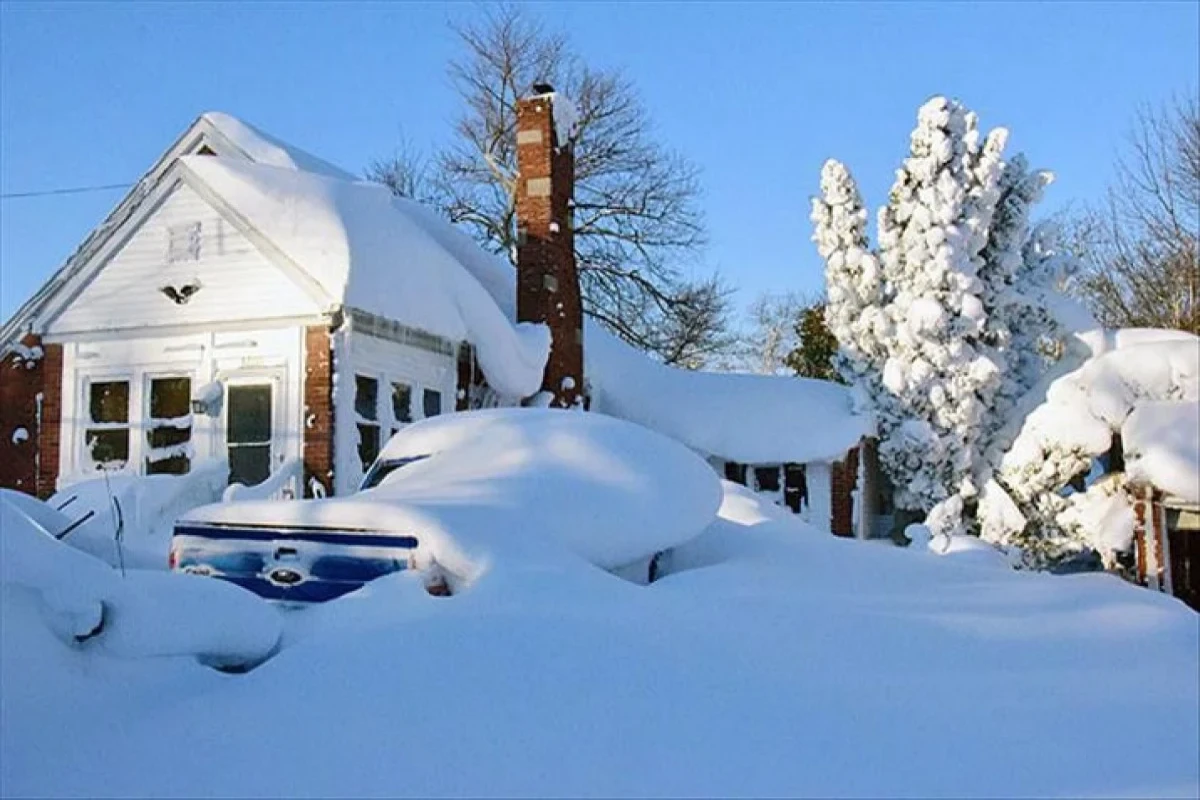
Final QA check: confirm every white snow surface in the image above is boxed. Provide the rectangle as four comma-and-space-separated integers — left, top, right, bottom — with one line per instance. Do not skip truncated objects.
179, 156, 550, 399
183, 409, 724, 578
200, 112, 357, 181
3, 479, 1197, 798
1, 492, 281, 667
51, 460, 229, 570
1124, 401, 1200, 503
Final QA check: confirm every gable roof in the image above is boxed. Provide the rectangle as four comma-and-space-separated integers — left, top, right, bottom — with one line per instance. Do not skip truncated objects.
1, 112, 354, 348
177, 155, 550, 398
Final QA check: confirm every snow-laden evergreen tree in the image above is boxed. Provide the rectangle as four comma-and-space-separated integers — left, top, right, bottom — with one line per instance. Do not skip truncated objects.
871, 98, 1008, 535
817, 96, 1101, 548
812, 159, 886, 410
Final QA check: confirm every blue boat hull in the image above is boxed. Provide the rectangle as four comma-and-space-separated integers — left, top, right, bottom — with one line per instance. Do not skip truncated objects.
171, 522, 421, 603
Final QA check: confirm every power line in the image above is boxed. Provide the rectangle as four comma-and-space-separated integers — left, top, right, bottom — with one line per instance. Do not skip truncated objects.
1, 183, 132, 200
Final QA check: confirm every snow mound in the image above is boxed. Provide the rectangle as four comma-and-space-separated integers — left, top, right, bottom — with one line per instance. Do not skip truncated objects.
185, 409, 724, 580
179, 156, 550, 398
200, 111, 357, 181
1, 492, 281, 667
50, 460, 229, 570
1124, 401, 1200, 503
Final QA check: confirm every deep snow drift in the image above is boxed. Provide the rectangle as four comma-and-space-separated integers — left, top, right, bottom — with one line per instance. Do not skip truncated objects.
3, 478, 1197, 798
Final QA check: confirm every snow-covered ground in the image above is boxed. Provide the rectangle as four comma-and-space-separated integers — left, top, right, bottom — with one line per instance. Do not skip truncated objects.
2, 473, 1196, 799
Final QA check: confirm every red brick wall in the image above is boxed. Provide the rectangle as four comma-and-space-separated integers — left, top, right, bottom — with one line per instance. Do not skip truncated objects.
303, 325, 335, 498
0, 335, 49, 496
515, 91, 584, 408
830, 444, 860, 538
36, 343, 63, 499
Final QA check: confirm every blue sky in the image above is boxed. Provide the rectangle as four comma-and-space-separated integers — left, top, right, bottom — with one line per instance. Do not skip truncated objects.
1, 1, 1197, 321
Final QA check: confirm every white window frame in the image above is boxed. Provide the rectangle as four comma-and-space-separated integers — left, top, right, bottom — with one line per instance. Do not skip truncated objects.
142, 371, 195, 475
79, 373, 137, 475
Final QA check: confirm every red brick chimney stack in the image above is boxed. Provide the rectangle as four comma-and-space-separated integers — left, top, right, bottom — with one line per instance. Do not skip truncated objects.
515, 85, 585, 408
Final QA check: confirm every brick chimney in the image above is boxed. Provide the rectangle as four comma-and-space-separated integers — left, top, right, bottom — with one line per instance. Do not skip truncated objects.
515, 85, 585, 408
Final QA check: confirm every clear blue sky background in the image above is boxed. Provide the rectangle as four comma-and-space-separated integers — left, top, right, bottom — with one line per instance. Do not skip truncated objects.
1, 1, 1197, 322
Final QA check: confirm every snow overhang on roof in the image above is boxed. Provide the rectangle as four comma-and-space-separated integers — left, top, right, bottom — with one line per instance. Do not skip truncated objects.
199, 112, 357, 182
178, 155, 549, 399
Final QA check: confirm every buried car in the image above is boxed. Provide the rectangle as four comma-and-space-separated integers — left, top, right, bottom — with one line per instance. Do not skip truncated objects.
171, 408, 723, 602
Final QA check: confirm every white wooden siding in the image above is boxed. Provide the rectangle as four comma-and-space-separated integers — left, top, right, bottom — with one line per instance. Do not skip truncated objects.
331, 328, 457, 495
49, 182, 321, 335
58, 327, 306, 484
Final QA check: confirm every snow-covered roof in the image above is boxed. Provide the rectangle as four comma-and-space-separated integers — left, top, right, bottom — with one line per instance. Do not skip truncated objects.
1124, 401, 1200, 504
199, 112, 357, 181
179, 155, 549, 399
1006, 331, 1200, 497
1, 111, 355, 349
586, 323, 872, 464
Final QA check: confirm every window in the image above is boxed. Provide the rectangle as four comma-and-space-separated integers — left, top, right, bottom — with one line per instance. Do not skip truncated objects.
754, 466, 781, 494
723, 462, 747, 486
85, 380, 130, 470
356, 375, 381, 471
146, 377, 192, 475
391, 381, 412, 436
167, 222, 202, 263
422, 388, 442, 419
227, 384, 272, 487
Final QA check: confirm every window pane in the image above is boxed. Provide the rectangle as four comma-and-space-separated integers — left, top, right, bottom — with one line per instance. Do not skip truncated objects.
227, 385, 271, 444
391, 382, 412, 424
358, 424, 380, 471
423, 388, 442, 418
754, 466, 781, 493
147, 454, 190, 476
148, 425, 191, 449
89, 381, 129, 424
356, 375, 378, 421
229, 444, 271, 486
150, 377, 191, 419
86, 429, 129, 468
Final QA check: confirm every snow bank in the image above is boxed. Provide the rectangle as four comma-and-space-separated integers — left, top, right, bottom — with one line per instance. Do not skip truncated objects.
1, 493, 281, 667
1124, 401, 1200, 503
184, 409, 723, 580
5, 478, 1198, 798
200, 111, 356, 181
180, 156, 550, 398
51, 459, 229, 570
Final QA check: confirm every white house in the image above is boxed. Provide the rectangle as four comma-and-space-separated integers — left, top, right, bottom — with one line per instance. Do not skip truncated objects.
0, 97, 877, 536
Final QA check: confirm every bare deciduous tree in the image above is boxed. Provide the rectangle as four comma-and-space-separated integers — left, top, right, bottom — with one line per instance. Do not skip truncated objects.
1073, 97, 1199, 333
369, 6, 732, 366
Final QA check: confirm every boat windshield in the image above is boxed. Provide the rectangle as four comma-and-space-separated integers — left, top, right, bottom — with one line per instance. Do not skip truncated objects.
359, 454, 432, 491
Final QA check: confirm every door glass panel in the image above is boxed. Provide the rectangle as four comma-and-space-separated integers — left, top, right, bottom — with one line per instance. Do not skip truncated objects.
423, 388, 442, 418
147, 377, 192, 475
227, 384, 272, 486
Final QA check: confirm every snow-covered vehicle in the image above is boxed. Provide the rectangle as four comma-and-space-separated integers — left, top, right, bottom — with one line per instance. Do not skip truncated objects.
170, 409, 722, 602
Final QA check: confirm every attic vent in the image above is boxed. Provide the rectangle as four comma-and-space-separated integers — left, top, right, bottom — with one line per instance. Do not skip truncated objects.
167, 222, 202, 263
196, 145, 217, 156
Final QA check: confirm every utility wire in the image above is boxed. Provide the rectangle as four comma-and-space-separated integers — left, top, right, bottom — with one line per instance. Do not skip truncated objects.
1, 183, 132, 200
